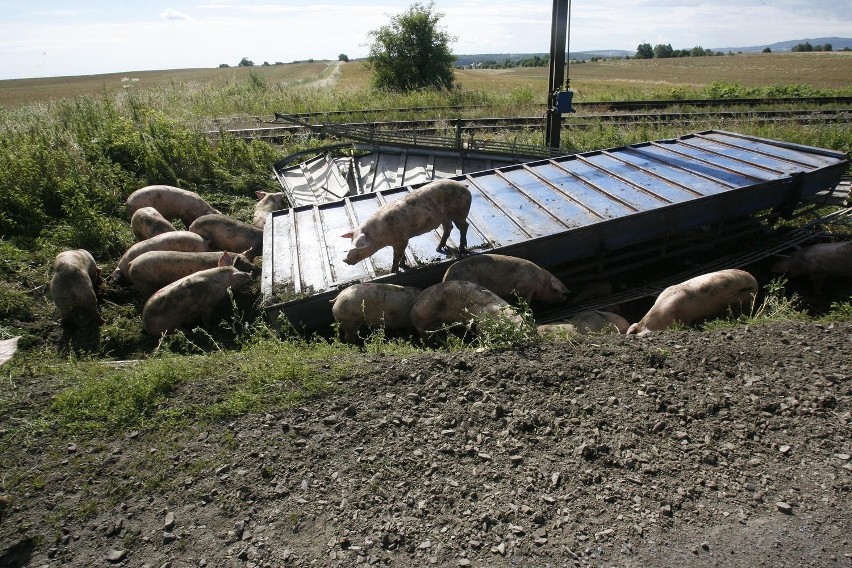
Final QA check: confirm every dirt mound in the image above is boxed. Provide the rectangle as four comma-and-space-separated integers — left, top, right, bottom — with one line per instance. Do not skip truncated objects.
2, 320, 850, 567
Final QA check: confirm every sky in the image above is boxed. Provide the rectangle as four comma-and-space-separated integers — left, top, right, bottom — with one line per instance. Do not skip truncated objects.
0, 0, 850, 81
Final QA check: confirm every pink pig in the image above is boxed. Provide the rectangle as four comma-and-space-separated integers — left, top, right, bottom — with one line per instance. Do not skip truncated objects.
342, 179, 471, 273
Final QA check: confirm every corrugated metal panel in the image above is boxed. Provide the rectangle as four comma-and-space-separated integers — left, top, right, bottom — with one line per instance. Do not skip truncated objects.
262, 130, 848, 330
276, 144, 526, 207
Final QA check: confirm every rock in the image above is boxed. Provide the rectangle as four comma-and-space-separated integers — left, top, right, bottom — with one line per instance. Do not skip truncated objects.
106, 549, 127, 563
164, 511, 175, 531
776, 501, 794, 514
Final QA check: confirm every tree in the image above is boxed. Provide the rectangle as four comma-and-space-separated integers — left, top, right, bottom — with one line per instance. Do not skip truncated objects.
653, 43, 674, 58
366, 2, 456, 91
238, 57, 255, 67
762, 47, 772, 53
635, 43, 653, 59
338, 54, 349, 62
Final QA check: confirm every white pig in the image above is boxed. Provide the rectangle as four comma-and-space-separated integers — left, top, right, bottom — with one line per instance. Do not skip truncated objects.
128, 250, 256, 299
112, 231, 210, 282
538, 310, 629, 339
409, 280, 522, 337
49, 249, 104, 326
626, 269, 758, 336
342, 179, 471, 273
189, 214, 263, 258
331, 282, 422, 342
443, 253, 569, 304
142, 252, 254, 336
770, 241, 852, 293
130, 206, 177, 241
126, 185, 221, 227
253, 191, 287, 229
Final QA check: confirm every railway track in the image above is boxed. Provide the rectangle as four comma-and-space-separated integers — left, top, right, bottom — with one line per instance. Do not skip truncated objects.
210, 107, 851, 143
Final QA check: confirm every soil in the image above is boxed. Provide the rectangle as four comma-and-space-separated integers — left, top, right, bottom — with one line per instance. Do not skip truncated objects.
2, 319, 851, 568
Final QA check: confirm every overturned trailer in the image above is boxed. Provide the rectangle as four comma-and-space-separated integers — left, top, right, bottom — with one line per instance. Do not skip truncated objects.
261, 130, 849, 331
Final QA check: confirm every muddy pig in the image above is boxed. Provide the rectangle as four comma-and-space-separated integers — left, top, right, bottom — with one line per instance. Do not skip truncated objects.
128, 250, 256, 298
49, 249, 104, 326
142, 252, 254, 336
331, 282, 422, 342
112, 231, 210, 282
126, 185, 220, 227
189, 214, 263, 258
131, 206, 177, 241
626, 268, 758, 336
538, 310, 629, 339
770, 240, 852, 293
342, 179, 471, 273
253, 191, 287, 229
409, 280, 522, 337
443, 253, 569, 304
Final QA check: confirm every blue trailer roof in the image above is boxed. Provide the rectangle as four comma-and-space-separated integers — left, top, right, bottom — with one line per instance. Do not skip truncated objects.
261, 130, 848, 330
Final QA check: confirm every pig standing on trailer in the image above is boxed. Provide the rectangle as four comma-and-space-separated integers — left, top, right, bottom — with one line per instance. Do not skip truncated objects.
409, 280, 522, 337
141, 252, 254, 336
49, 249, 105, 326
126, 185, 221, 227
253, 191, 287, 230
442, 253, 569, 304
128, 250, 256, 299
626, 268, 758, 336
331, 282, 422, 343
112, 231, 210, 282
342, 179, 472, 273
130, 206, 177, 241
770, 240, 852, 293
189, 214, 263, 258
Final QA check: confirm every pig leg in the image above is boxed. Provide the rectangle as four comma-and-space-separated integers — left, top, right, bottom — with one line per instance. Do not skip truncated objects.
391, 242, 409, 273
455, 218, 469, 253
437, 220, 453, 252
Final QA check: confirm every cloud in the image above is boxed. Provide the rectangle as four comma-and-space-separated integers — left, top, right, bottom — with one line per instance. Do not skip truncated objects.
160, 9, 192, 20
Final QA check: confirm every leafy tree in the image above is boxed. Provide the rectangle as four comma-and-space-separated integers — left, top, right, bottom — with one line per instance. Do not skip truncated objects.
238, 57, 255, 67
653, 43, 674, 58
635, 43, 653, 59
338, 54, 349, 62
792, 42, 813, 52
366, 1, 456, 91
690, 46, 706, 57
762, 47, 772, 53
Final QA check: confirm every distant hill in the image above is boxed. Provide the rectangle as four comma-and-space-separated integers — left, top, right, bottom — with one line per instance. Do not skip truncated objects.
712, 37, 852, 53
455, 37, 852, 67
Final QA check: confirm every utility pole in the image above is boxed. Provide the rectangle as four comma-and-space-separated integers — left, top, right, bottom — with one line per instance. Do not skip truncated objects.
545, 0, 573, 151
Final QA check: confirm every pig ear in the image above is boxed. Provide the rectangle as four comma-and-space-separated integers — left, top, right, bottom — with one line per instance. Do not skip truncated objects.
218, 251, 234, 267
353, 234, 371, 249
241, 247, 256, 261
256, 191, 267, 199
341, 231, 354, 239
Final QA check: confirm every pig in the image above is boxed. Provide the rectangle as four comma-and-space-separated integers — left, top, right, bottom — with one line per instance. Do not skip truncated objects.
442, 253, 569, 304
49, 249, 104, 326
253, 191, 287, 229
128, 250, 256, 299
142, 252, 254, 336
538, 310, 629, 339
0, 336, 20, 367
331, 282, 422, 342
189, 214, 263, 258
112, 230, 210, 282
409, 280, 522, 337
342, 179, 472, 273
626, 268, 758, 336
126, 185, 221, 227
130, 206, 177, 241
770, 241, 852, 293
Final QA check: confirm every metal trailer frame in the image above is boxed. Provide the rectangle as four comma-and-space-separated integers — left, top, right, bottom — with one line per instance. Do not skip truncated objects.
261, 130, 849, 332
